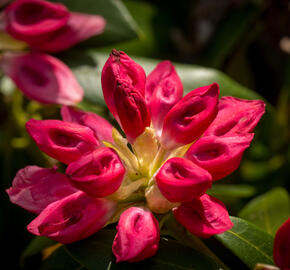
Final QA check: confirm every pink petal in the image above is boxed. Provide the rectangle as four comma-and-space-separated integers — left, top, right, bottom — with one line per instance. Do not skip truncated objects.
29, 12, 106, 53
27, 191, 116, 244
61, 106, 113, 144
26, 119, 99, 164
204, 96, 265, 137
66, 147, 125, 198
6, 165, 76, 214
0, 52, 83, 105
4, 0, 69, 42
112, 207, 160, 262
113, 80, 151, 142
146, 61, 183, 137
274, 218, 290, 269
185, 134, 254, 180
155, 157, 212, 203
173, 194, 233, 238
161, 83, 219, 149
101, 50, 146, 120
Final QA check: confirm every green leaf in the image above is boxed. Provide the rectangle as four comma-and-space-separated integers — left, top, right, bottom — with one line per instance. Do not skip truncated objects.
66, 229, 221, 270
52, 0, 140, 46
40, 246, 86, 270
215, 216, 274, 268
21, 236, 56, 264
62, 50, 265, 108
207, 184, 256, 199
239, 187, 290, 235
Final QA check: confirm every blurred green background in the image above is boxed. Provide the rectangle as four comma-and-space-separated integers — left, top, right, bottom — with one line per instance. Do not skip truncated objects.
0, 0, 289, 269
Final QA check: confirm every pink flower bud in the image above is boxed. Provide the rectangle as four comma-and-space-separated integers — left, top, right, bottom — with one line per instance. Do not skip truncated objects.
66, 147, 125, 198
114, 80, 151, 142
6, 165, 76, 214
3, 0, 106, 52
273, 218, 290, 270
173, 194, 233, 238
4, 0, 69, 42
112, 207, 160, 262
27, 191, 116, 244
161, 83, 219, 149
101, 50, 146, 120
155, 157, 212, 203
185, 134, 254, 181
146, 61, 183, 137
26, 119, 99, 164
29, 12, 106, 53
0, 52, 83, 105
204, 96, 265, 137
61, 106, 113, 144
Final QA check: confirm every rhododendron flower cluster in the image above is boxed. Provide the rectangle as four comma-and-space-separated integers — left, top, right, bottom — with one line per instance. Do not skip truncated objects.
7, 50, 265, 263
0, 0, 106, 105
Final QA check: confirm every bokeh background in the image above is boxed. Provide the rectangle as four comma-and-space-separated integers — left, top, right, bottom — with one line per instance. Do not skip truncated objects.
0, 0, 289, 269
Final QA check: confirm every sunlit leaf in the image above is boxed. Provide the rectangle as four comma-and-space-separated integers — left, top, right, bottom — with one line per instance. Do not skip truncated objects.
239, 187, 290, 235
215, 217, 274, 268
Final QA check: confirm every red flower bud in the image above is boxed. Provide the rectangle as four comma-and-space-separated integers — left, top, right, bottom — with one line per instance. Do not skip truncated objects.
26, 119, 99, 164
273, 218, 290, 270
101, 50, 146, 120
155, 157, 212, 203
173, 194, 233, 238
61, 106, 113, 144
4, 0, 69, 42
161, 83, 219, 149
27, 191, 116, 244
186, 134, 254, 180
66, 147, 125, 198
204, 96, 265, 137
112, 207, 160, 262
3, 0, 106, 52
0, 52, 83, 105
6, 165, 76, 214
113, 80, 151, 142
146, 61, 183, 137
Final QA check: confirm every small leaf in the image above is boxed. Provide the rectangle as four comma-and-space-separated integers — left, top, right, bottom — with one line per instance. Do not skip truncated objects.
239, 187, 290, 235
66, 229, 221, 270
21, 236, 56, 264
40, 246, 85, 270
215, 216, 274, 268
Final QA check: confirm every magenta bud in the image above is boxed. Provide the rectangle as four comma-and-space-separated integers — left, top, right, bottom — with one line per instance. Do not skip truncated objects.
3, 0, 106, 52
146, 61, 183, 137
66, 147, 125, 198
0, 52, 83, 105
161, 83, 219, 149
4, 0, 69, 42
155, 157, 212, 203
61, 106, 113, 144
6, 165, 76, 214
27, 191, 116, 244
26, 119, 99, 164
186, 134, 254, 181
273, 218, 290, 270
112, 207, 160, 262
114, 80, 151, 142
204, 96, 265, 137
29, 12, 106, 53
173, 194, 233, 238
101, 50, 146, 120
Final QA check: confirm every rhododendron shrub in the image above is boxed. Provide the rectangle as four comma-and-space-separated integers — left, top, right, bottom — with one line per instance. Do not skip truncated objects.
6, 50, 266, 263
